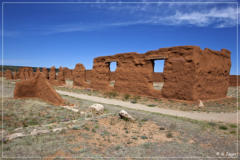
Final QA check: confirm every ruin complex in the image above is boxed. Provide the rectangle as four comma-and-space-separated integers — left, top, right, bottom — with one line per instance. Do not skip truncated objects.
89, 46, 231, 100
4, 45, 233, 101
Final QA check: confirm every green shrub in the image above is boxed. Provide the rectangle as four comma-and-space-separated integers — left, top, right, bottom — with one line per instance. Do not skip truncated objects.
92, 128, 96, 133
159, 127, 165, 130
131, 100, 137, 104
219, 125, 228, 130
208, 122, 216, 127
141, 135, 148, 139
148, 104, 157, 107
230, 124, 237, 128
132, 136, 138, 140
127, 141, 132, 144
115, 145, 121, 150
27, 119, 39, 126
131, 96, 140, 103
141, 118, 148, 122
83, 126, 90, 131
123, 94, 130, 100
106, 92, 118, 98
72, 126, 80, 130
166, 132, 173, 138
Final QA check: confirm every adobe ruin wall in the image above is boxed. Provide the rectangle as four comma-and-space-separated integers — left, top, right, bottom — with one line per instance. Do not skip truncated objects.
4, 45, 232, 101
229, 75, 240, 86
89, 46, 231, 100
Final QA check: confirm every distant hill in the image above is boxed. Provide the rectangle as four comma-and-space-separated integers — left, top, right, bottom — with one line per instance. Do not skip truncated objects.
0, 65, 59, 72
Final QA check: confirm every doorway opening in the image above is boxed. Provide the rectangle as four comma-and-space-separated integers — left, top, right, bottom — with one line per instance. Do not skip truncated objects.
152, 60, 165, 90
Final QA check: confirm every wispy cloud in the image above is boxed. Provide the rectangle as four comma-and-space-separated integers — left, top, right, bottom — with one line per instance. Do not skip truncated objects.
160, 7, 239, 27
42, 6, 239, 34
104, 3, 239, 28
4, 3, 239, 36
31, 21, 147, 35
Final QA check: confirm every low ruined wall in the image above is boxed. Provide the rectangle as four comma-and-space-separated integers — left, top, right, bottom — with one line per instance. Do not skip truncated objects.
73, 63, 88, 87
152, 73, 164, 82
229, 75, 240, 86
63, 67, 73, 80
17, 67, 34, 80
5, 69, 13, 80
57, 67, 65, 85
85, 70, 92, 82
14, 72, 65, 106
42, 67, 49, 79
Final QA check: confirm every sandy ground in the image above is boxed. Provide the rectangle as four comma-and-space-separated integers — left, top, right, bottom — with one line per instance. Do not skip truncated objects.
57, 90, 239, 124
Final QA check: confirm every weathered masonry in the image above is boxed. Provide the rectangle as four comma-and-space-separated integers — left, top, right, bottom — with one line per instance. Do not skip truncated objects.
3, 45, 231, 101
89, 46, 231, 100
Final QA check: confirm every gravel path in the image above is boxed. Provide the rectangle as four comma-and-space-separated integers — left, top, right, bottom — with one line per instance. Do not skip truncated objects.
57, 90, 239, 124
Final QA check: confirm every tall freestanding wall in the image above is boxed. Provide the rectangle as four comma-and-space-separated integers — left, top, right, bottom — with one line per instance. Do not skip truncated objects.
89, 46, 231, 101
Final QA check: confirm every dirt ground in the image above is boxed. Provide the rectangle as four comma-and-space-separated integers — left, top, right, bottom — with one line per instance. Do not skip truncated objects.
57, 90, 238, 123
55, 84, 239, 113
0, 79, 239, 159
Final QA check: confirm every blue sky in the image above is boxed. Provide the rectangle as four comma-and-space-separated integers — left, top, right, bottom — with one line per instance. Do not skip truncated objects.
1, 0, 239, 74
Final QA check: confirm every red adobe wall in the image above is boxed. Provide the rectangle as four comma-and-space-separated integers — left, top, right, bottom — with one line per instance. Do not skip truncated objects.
229, 75, 240, 86
152, 73, 164, 82
90, 46, 231, 100
8, 45, 232, 101
63, 67, 73, 80
73, 63, 88, 87
14, 72, 65, 106
193, 48, 231, 100
5, 69, 13, 80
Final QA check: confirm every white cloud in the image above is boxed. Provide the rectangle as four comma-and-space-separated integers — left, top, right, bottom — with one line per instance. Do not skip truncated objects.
93, 3, 239, 28
5, 3, 239, 36
161, 7, 238, 27
36, 5, 239, 35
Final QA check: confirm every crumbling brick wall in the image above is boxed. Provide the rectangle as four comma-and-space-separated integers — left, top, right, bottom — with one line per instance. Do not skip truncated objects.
91, 46, 231, 100
90, 57, 113, 90
87, 70, 163, 82
48, 66, 61, 86
5, 69, 13, 80
57, 67, 65, 85
86, 70, 93, 82
36, 68, 40, 74
73, 63, 88, 87
149, 46, 198, 100
42, 67, 49, 79
49, 66, 56, 81
17, 67, 33, 80
152, 73, 164, 82
13, 72, 17, 80
229, 75, 240, 86
14, 72, 65, 106
193, 48, 231, 100
63, 67, 73, 80
91, 52, 158, 95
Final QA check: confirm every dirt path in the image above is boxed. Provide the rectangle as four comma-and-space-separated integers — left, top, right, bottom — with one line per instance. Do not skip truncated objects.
57, 90, 239, 124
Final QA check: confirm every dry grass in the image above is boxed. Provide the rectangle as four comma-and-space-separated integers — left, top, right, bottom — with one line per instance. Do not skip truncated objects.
0, 79, 238, 158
